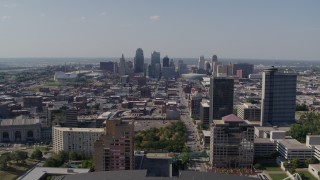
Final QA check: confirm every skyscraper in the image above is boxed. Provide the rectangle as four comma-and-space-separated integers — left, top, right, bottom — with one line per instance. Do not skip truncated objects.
211, 55, 218, 76
119, 54, 126, 76
198, 55, 205, 70
134, 48, 144, 73
150, 51, 161, 78
209, 77, 234, 120
260, 67, 297, 126
162, 56, 170, 67
94, 120, 134, 171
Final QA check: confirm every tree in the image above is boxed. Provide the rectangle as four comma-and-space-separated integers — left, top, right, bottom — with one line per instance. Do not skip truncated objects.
253, 163, 263, 170
0, 153, 11, 170
44, 157, 60, 167
304, 157, 318, 166
181, 152, 190, 167
291, 158, 300, 169
296, 103, 308, 111
31, 148, 43, 160
10, 151, 28, 164
69, 150, 77, 160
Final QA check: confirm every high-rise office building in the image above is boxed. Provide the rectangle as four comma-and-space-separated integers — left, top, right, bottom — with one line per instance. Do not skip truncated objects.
177, 60, 188, 75
217, 63, 233, 76
134, 48, 144, 73
233, 63, 254, 78
163, 56, 170, 67
200, 102, 210, 128
210, 114, 254, 168
94, 119, 134, 171
198, 55, 205, 70
211, 55, 218, 76
119, 54, 126, 76
150, 51, 161, 78
100, 62, 114, 72
237, 103, 261, 121
169, 59, 175, 68
209, 77, 234, 120
260, 67, 297, 126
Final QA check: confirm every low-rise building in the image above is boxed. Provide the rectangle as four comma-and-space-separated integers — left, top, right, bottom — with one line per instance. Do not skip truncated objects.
237, 103, 261, 121
277, 138, 314, 161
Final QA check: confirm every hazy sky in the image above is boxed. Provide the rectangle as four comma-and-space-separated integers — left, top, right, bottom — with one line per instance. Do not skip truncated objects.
0, 0, 319, 60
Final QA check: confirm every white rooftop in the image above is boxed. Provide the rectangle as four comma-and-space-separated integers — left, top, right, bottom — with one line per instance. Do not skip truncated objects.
19, 167, 90, 180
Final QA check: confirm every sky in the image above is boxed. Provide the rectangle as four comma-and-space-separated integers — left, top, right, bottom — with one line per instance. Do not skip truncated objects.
0, 0, 319, 60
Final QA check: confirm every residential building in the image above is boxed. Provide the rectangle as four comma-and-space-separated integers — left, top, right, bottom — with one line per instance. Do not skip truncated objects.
261, 67, 297, 126
210, 114, 254, 168
52, 127, 104, 156
94, 120, 134, 171
209, 77, 234, 120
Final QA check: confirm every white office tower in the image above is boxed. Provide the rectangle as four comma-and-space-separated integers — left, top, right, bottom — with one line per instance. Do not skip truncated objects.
211, 55, 218, 77
198, 55, 205, 70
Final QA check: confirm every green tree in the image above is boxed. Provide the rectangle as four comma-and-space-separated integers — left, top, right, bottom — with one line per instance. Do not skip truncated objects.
10, 151, 28, 164
296, 103, 308, 111
253, 163, 263, 170
69, 150, 77, 160
44, 157, 60, 167
304, 157, 318, 166
31, 148, 43, 160
291, 158, 300, 169
181, 152, 190, 167
0, 153, 11, 170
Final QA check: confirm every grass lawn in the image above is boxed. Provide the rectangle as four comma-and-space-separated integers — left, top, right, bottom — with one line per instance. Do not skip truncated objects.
297, 170, 317, 180
0, 160, 37, 180
269, 173, 288, 180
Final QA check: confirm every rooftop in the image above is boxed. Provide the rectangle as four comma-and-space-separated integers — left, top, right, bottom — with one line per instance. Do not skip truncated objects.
53, 127, 104, 133
20, 167, 90, 180
278, 139, 311, 150
222, 114, 243, 122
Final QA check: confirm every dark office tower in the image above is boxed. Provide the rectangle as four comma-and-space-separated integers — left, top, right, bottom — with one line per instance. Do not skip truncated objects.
163, 56, 170, 67
233, 63, 254, 78
134, 48, 144, 73
100, 61, 115, 72
209, 77, 234, 120
261, 67, 297, 126
64, 108, 78, 127
150, 51, 160, 78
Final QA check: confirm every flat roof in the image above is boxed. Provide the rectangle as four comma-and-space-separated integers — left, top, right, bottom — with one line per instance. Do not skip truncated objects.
309, 164, 320, 171
255, 126, 291, 132
201, 102, 209, 107
202, 130, 210, 137
53, 127, 104, 133
278, 139, 311, 150
20, 167, 90, 180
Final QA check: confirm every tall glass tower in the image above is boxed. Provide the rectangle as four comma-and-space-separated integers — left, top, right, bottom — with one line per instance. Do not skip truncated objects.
134, 48, 144, 73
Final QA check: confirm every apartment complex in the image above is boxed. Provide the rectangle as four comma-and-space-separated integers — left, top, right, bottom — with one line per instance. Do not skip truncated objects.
52, 127, 104, 156
210, 114, 254, 168
94, 120, 134, 171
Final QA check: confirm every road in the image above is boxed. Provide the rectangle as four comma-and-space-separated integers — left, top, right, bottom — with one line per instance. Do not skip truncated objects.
178, 79, 208, 172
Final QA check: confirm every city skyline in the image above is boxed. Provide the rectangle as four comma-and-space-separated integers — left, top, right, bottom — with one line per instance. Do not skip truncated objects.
0, 0, 319, 60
